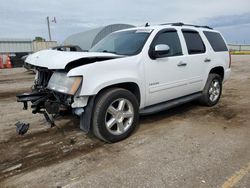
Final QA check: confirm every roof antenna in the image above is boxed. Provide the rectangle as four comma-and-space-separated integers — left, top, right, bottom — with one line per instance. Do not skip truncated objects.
145, 22, 149, 27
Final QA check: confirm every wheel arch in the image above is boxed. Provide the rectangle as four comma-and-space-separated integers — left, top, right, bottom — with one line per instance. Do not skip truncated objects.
96, 82, 141, 106
209, 66, 225, 81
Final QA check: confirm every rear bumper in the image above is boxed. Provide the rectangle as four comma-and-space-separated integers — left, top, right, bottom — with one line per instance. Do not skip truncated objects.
224, 68, 231, 82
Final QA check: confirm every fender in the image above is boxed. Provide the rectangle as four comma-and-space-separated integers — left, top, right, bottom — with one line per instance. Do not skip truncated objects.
67, 56, 146, 108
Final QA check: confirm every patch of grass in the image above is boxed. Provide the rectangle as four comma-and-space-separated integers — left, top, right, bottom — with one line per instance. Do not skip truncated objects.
230, 51, 250, 55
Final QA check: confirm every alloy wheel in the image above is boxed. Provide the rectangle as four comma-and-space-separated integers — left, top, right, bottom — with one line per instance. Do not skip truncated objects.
105, 98, 134, 135
208, 79, 221, 102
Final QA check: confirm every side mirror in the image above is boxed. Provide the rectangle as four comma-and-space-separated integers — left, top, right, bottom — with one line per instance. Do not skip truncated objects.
150, 44, 170, 59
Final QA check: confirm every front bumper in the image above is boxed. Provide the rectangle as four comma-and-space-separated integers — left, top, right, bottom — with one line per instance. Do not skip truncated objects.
16, 89, 92, 132
16, 89, 72, 114
16, 91, 49, 113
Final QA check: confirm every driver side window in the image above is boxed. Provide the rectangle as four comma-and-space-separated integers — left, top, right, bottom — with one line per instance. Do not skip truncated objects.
153, 31, 183, 57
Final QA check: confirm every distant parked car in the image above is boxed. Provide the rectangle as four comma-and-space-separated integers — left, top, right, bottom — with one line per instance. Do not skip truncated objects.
52, 45, 83, 52
6, 53, 28, 68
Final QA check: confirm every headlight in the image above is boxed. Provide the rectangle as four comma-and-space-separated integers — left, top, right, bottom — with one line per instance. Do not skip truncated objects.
47, 72, 82, 95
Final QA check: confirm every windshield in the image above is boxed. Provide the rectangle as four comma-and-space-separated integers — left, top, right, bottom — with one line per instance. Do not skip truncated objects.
89, 29, 152, 56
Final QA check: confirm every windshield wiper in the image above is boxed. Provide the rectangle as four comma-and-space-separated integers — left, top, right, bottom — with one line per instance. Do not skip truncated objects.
102, 50, 117, 54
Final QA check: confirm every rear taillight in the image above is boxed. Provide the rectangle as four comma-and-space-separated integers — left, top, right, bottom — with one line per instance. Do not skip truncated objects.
229, 52, 231, 68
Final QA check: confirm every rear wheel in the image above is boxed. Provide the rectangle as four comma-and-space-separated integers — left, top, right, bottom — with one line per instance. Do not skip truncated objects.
199, 73, 222, 106
92, 88, 139, 143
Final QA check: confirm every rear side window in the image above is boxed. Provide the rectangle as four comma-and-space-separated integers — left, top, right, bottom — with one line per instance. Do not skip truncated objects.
152, 30, 182, 56
182, 30, 206, 54
203, 31, 228, 52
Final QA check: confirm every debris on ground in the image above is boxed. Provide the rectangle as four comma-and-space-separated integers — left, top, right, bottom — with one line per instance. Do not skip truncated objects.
15, 121, 29, 135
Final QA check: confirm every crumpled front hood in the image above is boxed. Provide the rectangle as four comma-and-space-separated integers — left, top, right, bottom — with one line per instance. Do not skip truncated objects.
25, 49, 123, 69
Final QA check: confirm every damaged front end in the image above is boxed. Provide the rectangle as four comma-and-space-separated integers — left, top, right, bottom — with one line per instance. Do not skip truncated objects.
16, 50, 124, 135
16, 67, 86, 128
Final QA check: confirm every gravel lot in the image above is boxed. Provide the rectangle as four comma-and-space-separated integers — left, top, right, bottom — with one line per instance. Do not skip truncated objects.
0, 55, 250, 188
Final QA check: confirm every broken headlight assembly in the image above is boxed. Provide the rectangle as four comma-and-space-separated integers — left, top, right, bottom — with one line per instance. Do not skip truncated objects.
47, 72, 82, 95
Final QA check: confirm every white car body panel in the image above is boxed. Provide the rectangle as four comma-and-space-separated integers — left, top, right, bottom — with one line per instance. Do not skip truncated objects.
143, 28, 207, 106
67, 55, 146, 108
25, 49, 122, 69
25, 25, 231, 110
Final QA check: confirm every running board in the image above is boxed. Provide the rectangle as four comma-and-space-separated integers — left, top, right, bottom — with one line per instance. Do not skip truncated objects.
139, 92, 202, 115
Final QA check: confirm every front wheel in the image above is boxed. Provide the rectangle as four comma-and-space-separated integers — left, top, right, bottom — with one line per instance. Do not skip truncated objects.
199, 73, 222, 106
92, 88, 139, 143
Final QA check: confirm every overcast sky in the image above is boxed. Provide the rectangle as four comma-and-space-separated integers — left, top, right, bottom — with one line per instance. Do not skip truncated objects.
0, 0, 249, 44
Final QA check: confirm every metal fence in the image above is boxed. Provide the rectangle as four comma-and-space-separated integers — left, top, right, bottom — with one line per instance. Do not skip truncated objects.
228, 44, 250, 51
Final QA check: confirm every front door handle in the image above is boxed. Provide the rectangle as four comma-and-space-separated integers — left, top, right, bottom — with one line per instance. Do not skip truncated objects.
177, 61, 187, 67
204, 58, 211, 62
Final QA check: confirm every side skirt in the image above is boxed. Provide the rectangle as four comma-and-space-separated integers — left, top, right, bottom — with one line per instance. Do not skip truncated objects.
139, 92, 202, 116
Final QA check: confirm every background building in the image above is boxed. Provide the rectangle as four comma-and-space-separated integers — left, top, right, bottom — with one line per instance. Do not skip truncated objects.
63, 24, 135, 50
0, 39, 57, 67
0, 39, 57, 55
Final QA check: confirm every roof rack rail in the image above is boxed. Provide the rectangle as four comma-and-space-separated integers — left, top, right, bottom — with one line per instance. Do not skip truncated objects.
160, 22, 213, 30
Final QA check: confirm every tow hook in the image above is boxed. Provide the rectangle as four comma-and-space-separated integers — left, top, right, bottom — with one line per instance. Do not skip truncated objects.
15, 121, 30, 135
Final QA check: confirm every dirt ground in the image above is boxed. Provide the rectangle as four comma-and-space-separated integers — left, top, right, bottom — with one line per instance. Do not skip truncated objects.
0, 55, 250, 188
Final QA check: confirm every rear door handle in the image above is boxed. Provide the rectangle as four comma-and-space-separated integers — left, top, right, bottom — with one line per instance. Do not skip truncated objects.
177, 61, 187, 67
204, 58, 211, 62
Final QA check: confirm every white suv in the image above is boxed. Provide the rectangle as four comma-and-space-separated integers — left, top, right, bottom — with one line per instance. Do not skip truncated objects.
17, 23, 231, 142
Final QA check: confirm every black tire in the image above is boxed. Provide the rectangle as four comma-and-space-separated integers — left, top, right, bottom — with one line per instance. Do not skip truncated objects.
92, 88, 139, 143
199, 73, 222, 106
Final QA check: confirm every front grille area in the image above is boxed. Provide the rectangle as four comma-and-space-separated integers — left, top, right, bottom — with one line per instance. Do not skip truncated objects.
34, 68, 53, 90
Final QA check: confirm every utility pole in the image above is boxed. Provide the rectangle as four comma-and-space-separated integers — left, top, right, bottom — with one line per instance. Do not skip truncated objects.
47, 16, 52, 41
